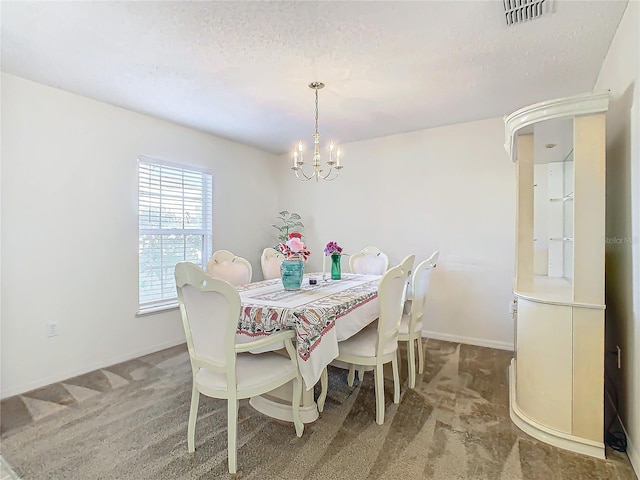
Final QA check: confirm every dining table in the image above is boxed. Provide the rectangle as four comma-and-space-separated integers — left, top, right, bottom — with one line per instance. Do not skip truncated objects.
235, 272, 381, 423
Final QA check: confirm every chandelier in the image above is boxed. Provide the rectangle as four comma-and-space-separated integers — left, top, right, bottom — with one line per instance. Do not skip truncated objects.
291, 82, 343, 182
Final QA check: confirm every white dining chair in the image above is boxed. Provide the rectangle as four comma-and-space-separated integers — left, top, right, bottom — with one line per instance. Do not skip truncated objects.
260, 247, 285, 280
349, 246, 389, 275
318, 254, 414, 425
175, 262, 303, 474
206, 249, 252, 286
399, 251, 439, 389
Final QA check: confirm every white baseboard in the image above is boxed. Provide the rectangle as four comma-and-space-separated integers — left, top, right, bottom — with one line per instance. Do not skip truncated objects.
422, 330, 514, 351
620, 417, 640, 477
605, 388, 639, 477
0, 338, 186, 400
626, 425, 639, 478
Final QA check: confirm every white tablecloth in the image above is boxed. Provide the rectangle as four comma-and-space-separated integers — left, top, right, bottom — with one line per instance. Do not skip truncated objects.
236, 273, 381, 389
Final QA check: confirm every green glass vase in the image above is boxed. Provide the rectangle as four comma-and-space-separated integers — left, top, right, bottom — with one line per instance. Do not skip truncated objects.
331, 254, 341, 280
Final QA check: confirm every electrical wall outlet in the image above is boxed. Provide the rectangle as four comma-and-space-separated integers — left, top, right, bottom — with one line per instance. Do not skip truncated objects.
47, 321, 58, 338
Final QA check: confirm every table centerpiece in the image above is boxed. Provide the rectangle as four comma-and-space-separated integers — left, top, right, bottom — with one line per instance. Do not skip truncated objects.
278, 232, 311, 290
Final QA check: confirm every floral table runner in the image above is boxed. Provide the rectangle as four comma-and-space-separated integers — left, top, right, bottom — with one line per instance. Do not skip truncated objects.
236, 273, 380, 389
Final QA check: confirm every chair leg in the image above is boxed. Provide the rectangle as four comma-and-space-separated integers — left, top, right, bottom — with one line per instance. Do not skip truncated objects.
374, 364, 385, 425
317, 367, 328, 413
187, 385, 199, 453
292, 376, 304, 437
347, 364, 356, 387
417, 335, 425, 375
392, 355, 400, 403
227, 397, 238, 474
407, 337, 416, 389
357, 366, 365, 382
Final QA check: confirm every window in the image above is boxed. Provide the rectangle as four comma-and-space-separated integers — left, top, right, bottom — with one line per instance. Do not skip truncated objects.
138, 156, 213, 312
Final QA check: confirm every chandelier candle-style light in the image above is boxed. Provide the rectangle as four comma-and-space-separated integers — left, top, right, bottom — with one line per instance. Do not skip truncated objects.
292, 81, 343, 182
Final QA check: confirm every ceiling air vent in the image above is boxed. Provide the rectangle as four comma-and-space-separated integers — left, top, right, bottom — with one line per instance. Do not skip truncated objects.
503, 0, 550, 25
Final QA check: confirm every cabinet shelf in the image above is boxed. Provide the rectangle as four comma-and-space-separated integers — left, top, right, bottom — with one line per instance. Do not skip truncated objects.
514, 275, 573, 305
550, 193, 574, 202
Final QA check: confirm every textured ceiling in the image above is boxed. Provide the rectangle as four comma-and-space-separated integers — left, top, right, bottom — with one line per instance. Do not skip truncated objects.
0, 1, 629, 154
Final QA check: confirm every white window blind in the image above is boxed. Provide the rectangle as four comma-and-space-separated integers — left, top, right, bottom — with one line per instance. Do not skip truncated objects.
138, 156, 213, 311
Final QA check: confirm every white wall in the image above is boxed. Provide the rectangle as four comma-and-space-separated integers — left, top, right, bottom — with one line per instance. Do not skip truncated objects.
594, 1, 640, 474
0, 74, 280, 398
275, 118, 516, 350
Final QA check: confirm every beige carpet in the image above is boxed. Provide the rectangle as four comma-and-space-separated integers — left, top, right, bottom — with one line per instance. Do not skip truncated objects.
0, 340, 636, 479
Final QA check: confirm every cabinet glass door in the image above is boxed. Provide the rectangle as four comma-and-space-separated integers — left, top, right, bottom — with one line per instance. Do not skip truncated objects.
531, 117, 574, 283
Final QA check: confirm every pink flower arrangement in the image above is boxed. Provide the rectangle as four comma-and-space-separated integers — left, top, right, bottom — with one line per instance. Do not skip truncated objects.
324, 241, 343, 256
278, 232, 311, 261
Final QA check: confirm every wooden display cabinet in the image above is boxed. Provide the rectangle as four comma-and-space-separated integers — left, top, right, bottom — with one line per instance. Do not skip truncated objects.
504, 91, 608, 459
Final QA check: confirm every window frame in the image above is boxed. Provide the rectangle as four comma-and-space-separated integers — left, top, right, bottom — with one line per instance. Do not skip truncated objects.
137, 155, 213, 314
